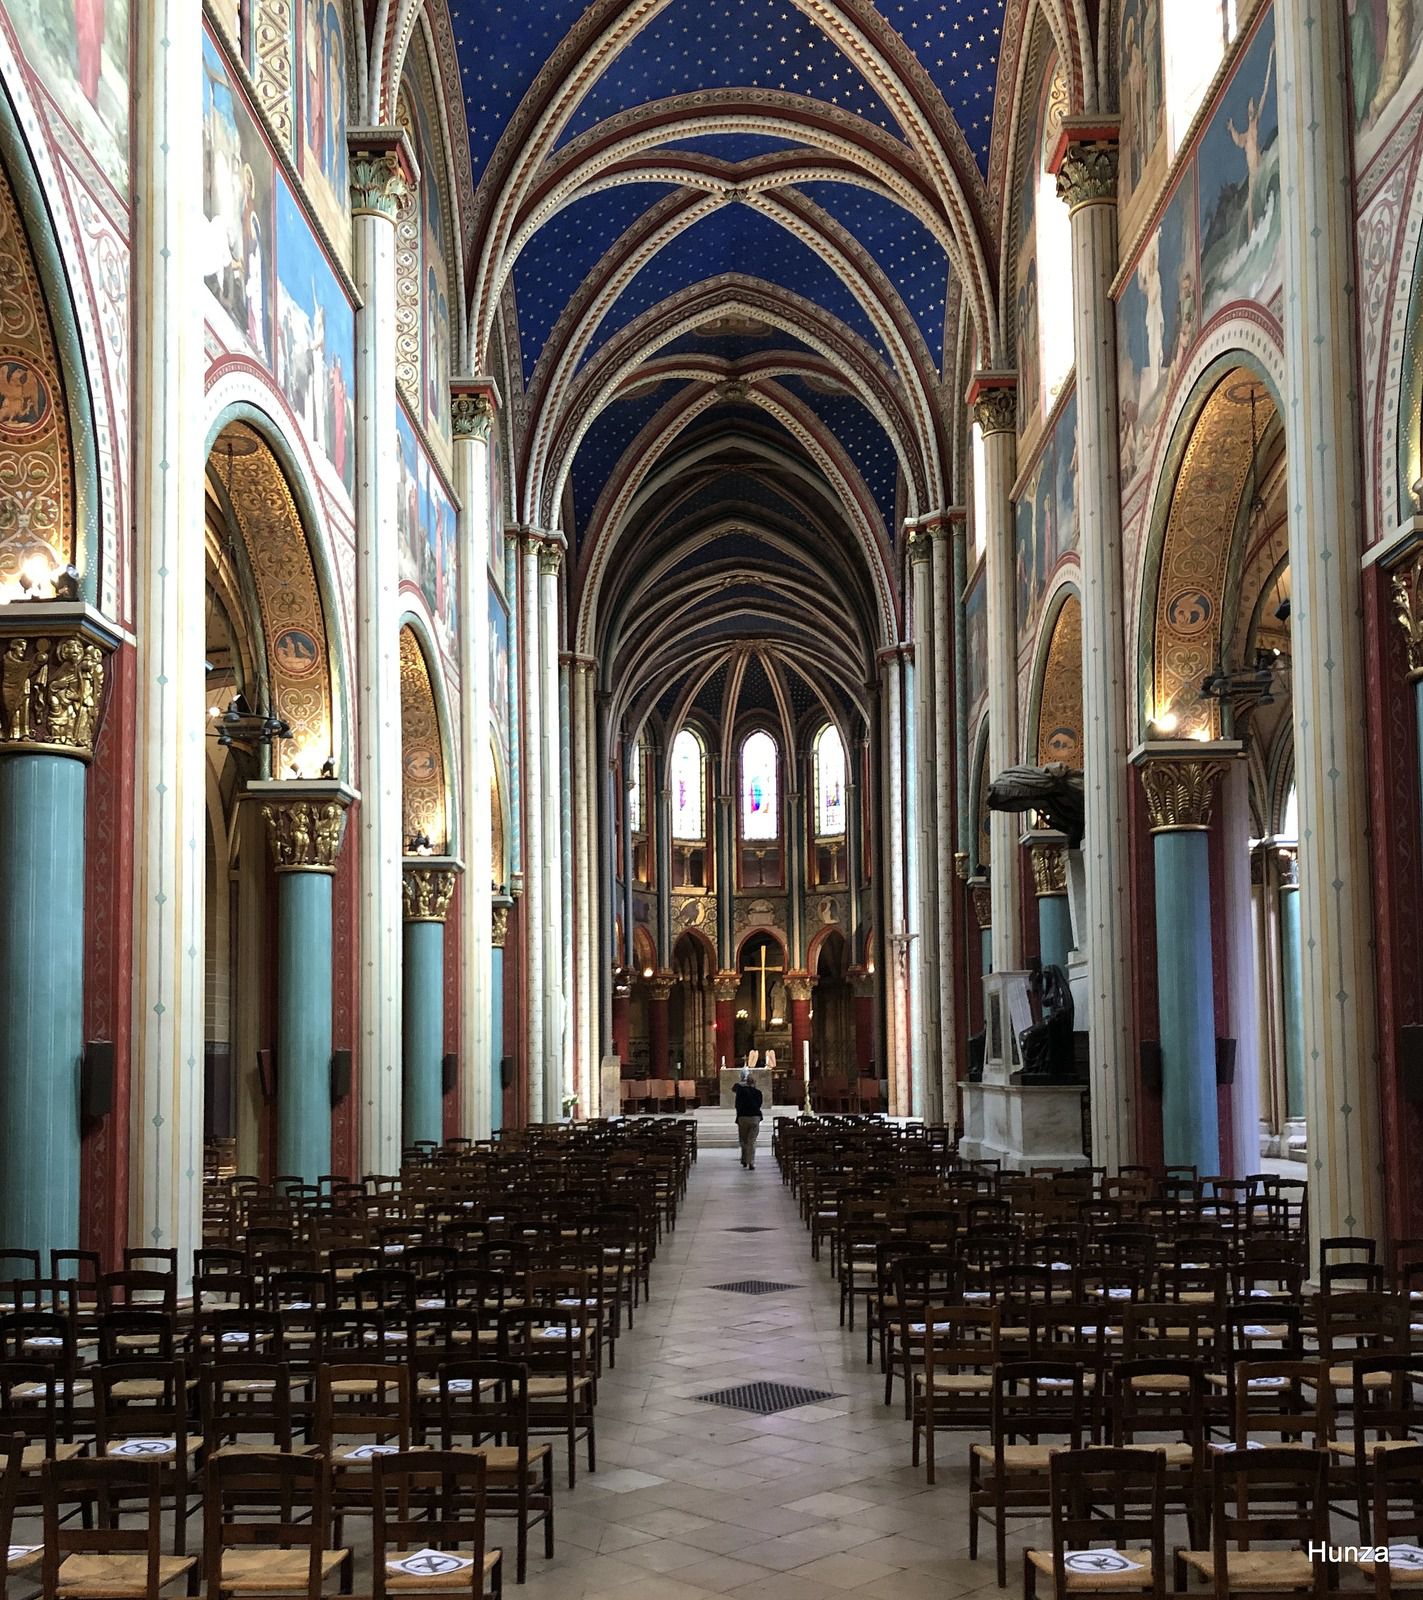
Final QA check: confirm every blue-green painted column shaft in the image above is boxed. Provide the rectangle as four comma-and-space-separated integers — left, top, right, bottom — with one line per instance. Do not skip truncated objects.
0, 754, 86, 1269
490, 929, 505, 1135
1153, 827, 1221, 1174
1279, 873, 1305, 1123
402, 918, 444, 1148
275, 870, 333, 1182
1038, 895, 1072, 973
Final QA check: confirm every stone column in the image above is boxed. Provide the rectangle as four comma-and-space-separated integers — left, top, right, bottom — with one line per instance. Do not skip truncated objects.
713, 971, 739, 1072
450, 384, 496, 1140
1276, 847, 1305, 1125
571, 659, 596, 1116
968, 378, 1022, 971
349, 130, 412, 1175
519, 531, 544, 1125
490, 900, 509, 1135
539, 539, 565, 1122
844, 768, 863, 955
1053, 124, 1136, 1173
595, 689, 614, 1056
930, 522, 959, 1113
907, 531, 938, 1120
787, 973, 814, 1093
715, 778, 736, 966
879, 650, 910, 1115
252, 784, 354, 1181
851, 970, 876, 1080
401, 861, 458, 1149
1134, 749, 1236, 1174
1026, 831, 1072, 971
647, 972, 675, 1080
129, 0, 206, 1281
0, 615, 115, 1268
1277, 0, 1384, 1240
619, 731, 635, 979
655, 759, 672, 967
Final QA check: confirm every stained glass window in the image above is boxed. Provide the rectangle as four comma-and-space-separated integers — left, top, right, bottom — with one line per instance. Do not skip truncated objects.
670, 727, 704, 841
627, 740, 643, 834
814, 724, 846, 838
740, 729, 779, 841
1163, 0, 1237, 156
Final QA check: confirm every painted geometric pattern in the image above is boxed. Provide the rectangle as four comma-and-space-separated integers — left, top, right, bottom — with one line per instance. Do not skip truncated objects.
1037, 593, 1083, 767
0, 153, 73, 590
400, 624, 449, 852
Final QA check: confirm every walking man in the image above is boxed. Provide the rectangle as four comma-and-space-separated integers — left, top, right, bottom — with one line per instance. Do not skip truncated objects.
734, 1070, 763, 1170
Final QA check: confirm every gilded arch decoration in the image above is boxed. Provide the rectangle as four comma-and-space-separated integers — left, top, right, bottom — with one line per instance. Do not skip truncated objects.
1034, 590, 1083, 767
400, 621, 449, 852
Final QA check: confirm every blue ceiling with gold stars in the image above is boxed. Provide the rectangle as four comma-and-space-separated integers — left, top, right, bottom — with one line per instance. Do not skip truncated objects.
448, 0, 1005, 560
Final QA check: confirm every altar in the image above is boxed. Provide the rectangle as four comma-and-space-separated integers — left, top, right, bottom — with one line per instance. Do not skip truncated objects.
718, 1068, 772, 1109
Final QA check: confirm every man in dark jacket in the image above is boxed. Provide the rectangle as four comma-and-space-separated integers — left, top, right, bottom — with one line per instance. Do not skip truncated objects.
733, 1073, 763, 1169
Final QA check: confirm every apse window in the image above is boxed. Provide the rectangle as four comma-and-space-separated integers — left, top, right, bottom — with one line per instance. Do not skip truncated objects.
739, 728, 782, 889
1038, 77, 1074, 407
813, 723, 848, 887
670, 725, 707, 890
1163, 0, 1238, 156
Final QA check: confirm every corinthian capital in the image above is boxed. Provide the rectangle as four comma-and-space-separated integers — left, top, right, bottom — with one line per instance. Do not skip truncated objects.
451, 389, 495, 443
1137, 758, 1228, 834
349, 128, 412, 219
967, 374, 1017, 436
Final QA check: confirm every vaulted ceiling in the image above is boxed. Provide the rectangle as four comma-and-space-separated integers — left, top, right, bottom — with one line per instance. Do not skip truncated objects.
444, 0, 1023, 737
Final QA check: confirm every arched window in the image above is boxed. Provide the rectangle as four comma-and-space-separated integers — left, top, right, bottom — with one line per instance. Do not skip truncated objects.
740, 730, 779, 841
670, 728, 705, 841
627, 737, 651, 887
814, 725, 846, 838
1279, 783, 1297, 843
971, 421, 988, 562
628, 738, 644, 835
1037, 71, 1074, 407
1163, 0, 1237, 156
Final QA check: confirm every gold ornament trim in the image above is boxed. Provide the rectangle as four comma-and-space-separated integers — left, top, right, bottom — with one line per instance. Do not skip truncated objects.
403, 866, 457, 923
0, 632, 107, 761
491, 904, 510, 948
1056, 140, 1119, 211
907, 529, 932, 564
260, 797, 350, 873
537, 539, 563, 577
646, 971, 676, 1002
971, 386, 1016, 437
1390, 551, 1423, 683
1138, 759, 1228, 834
1030, 844, 1069, 897
785, 974, 814, 1003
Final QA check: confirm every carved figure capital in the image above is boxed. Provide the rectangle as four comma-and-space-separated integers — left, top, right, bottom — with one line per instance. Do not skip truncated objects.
969, 881, 992, 929
537, 539, 563, 577
491, 903, 510, 948
1056, 140, 1119, 210
0, 626, 109, 761
451, 391, 495, 443
1390, 551, 1423, 682
971, 384, 1016, 436
712, 971, 740, 1003
403, 866, 457, 922
1030, 843, 1069, 897
261, 796, 350, 873
1138, 758, 1229, 833
786, 974, 814, 1003
647, 971, 677, 1002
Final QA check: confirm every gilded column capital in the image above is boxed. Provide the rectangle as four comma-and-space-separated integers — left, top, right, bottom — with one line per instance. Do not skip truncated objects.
969, 880, 993, 929
256, 780, 356, 874
647, 971, 677, 1003
907, 528, 933, 565
450, 389, 495, 443
1056, 140, 1119, 211
712, 971, 740, 1003
1029, 844, 1069, 897
1136, 758, 1229, 834
537, 538, 563, 577
491, 901, 511, 948
0, 606, 116, 762
786, 973, 814, 1003
1389, 549, 1423, 682
403, 861, 459, 923
348, 127, 413, 219
967, 373, 1017, 436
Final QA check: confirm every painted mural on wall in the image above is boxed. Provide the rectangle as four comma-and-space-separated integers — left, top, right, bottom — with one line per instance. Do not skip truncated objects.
274, 180, 354, 499
1349, 0, 1423, 166
1198, 17, 1279, 322
1014, 389, 1079, 645
397, 405, 459, 649
489, 582, 510, 771
297, 0, 349, 250
407, 65, 453, 453
1119, 0, 1164, 204
1, 0, 129, 192
203, 31, 274, 368
1118, 179, 1197, 489
964, 567, 987, 710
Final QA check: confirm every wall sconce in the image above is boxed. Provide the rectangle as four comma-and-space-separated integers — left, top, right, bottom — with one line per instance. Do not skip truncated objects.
408, 831, 434, 857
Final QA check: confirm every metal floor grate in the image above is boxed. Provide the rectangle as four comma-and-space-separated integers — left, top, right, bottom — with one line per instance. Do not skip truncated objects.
696, 1381, 843, 1415
722, 1226, 775, 1233
708, 1279, 800, 1294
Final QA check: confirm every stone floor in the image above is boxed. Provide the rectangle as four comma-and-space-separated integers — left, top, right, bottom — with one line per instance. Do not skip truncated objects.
517, 1143, 1016, 1600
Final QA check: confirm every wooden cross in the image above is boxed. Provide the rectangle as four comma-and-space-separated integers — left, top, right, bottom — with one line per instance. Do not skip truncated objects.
744, 941, 784, 1029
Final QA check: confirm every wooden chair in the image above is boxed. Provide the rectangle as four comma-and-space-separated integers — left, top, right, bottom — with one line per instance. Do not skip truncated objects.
40, 1458, 196, 1599
202, 1449, 351, 1600
1327, 1356, 1423, 1535
969, 1363, 1089, 1585
1105, 1358, 1209, 1546
371, 1450, 502, 1600
1358, 1443, 1423, 1596
913, 1304, 999, 1484
0, 1433, 42, 1583
1024, 1446, 1166, 1600
316, 1363, 414, 1546
93, 1359, 203, 1554
496, 1311, 594, 1489
1175, 1447, 1328, 1599
437, 1361, 552, 1584
200, 1359, 311, 1457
